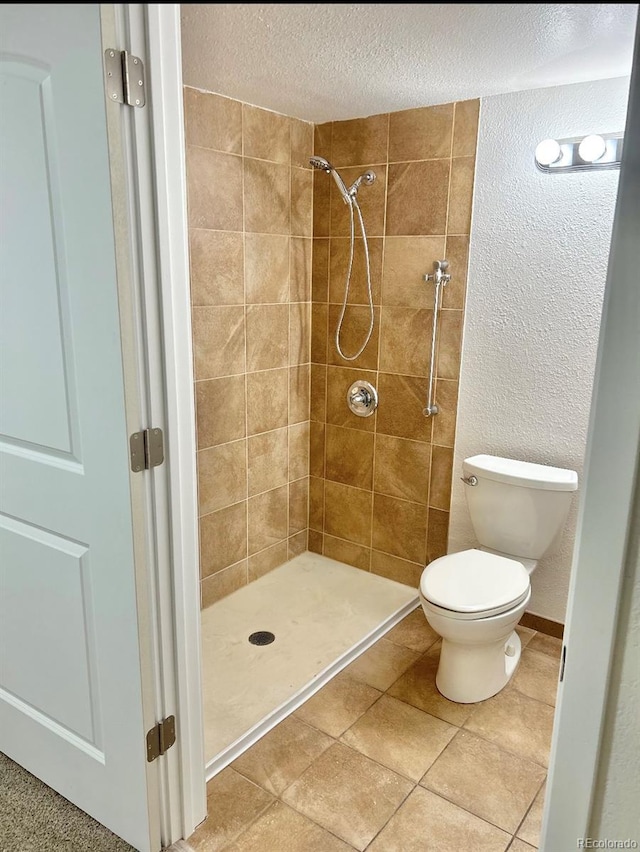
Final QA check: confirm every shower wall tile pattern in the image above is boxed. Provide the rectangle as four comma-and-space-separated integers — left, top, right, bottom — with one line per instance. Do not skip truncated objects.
184, 87, 314, 608
310, 100, 479, 585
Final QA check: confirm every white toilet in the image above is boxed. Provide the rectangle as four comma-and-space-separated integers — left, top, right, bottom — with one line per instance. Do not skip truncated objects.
420, 454, 578, 703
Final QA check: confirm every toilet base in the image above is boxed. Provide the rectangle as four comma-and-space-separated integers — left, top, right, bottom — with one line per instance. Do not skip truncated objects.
435, 630, 522, 703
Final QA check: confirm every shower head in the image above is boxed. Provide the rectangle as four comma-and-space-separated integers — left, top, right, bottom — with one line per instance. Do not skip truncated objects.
309, 155, 351, 205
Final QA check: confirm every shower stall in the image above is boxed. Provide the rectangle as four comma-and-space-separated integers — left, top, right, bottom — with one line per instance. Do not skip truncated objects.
184, 83, 477, 776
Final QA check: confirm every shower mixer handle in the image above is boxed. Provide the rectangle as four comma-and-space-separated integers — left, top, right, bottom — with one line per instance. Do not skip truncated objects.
424, 259, 451, 286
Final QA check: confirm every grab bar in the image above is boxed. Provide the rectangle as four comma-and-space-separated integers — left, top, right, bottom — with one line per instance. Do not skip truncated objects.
423, 260, 451, 416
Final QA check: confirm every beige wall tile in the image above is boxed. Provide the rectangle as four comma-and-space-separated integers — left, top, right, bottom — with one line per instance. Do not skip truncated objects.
310, 364, 326, 422
289, 302, 311, 366
246, 369, 288, 435
288, 530, 308, 560
248, 428, 288, 496
201, 560, 247, 609
376, 373, 432, 442
197, 375, 246, 448
389, 103, 454, 162
245, 234, 289, 304
381, 236, 446, 308
193, 306, 245, 380
248, 485, 288, 556
453, 99, 480, 158
312, 169, 331, 238
248, 540, 289, 582
308, 476, 324, 531
246, 304, 289, 371
291, 118, 314, 169
323, 535, 370, 571
244, 158, 290, 234
448, 156, 475, 234
443, 235, 469, 309
330, 165, 387, 237
190, 230, 244, 306
427, 509, 450, 563
325, 425, 374, 490
291, 168, 313, 237
308, 529, 323, 553
373, 493, 428, 564
324, 481, 372, 546
386, 160, 450, 236
326, 366, 377, 432
379, 306, 432, 376
429, 445, 454, 510
289, 364, 310, 425
290, 237, 312, 302
314, 122, 332, 160
328, 238, 383, 305
198, 440, 247, 515
289, 420, 310, 481
331, 113, 389, 166
243, 104, 290, 163
374, 434, 430, 504
309, 421, 325, 478
432, 380, 458, 447
312, 239, 330, 302
311, 303, 328, 363
200, 501, 248, 577
327, 304, 380, 370
437, 310, 464, 379
289, 477, 309, 536
187, 146, 243, 231
371, 551, 423, 587
183, 88, 242, 154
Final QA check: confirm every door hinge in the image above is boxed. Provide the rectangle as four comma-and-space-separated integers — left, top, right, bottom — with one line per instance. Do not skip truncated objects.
130, 428, 164, 472
146, 716, 176, 763
104, 49, 146, 108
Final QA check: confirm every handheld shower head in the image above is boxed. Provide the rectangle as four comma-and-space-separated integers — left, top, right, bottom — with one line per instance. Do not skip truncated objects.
309, 155, 351, 205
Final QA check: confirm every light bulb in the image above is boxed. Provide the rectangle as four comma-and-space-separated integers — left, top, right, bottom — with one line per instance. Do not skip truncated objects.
578, 134, 606, 163
535, 139, 562, 167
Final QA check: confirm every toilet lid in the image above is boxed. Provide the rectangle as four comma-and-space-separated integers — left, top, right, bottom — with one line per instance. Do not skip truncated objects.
420, 549, 530, 616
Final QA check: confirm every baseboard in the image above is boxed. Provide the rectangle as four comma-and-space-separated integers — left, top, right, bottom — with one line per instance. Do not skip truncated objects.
521, 611, 564, 638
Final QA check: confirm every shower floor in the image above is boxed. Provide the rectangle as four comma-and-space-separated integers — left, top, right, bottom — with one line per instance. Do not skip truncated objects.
201, 551, 419, 776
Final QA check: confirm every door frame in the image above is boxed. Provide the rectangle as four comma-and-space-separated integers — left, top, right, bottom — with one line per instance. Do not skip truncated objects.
144, 4, 640, 847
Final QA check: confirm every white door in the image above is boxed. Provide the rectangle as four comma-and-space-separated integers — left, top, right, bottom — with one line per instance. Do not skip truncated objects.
0, 6, 156, 851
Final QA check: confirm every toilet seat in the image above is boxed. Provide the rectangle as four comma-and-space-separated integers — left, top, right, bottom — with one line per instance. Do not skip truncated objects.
420, 549, 530, 620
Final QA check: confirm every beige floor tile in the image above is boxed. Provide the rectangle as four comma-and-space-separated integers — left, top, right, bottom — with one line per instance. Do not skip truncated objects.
387, 644, 477, 726
421, 729, 546, 833
282, 742, 413, 851
342, 694, 456, 781
527, 632, 563, 659
344, 638, 421, 691
294, 672, 381, 737
517, 781, 546, 847
385, 608, 440, 653
511, 649, 560, 706
188, 768, 273, 851
367, 787, 511, 852
515, 625, 536, 648
231, 716, 333, 795
509, 838, 537, 851
224, 801, 352, 852
465, 690, 555, 768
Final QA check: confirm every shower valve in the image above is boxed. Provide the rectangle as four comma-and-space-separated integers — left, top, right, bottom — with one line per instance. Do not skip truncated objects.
424, 259, 451, 286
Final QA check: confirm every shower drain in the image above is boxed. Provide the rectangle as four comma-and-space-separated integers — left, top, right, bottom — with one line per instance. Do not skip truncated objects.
248, 631, 275, 646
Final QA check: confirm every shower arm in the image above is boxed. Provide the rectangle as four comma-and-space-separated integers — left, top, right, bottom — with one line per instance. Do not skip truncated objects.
423, 260, 451, 417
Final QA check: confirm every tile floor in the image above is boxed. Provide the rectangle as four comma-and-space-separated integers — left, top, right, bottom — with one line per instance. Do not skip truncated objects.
188, 610, 562, 851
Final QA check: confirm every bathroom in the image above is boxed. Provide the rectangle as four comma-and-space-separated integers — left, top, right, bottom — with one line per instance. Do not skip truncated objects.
181, 4, 636, 851
1, 5, 637, 852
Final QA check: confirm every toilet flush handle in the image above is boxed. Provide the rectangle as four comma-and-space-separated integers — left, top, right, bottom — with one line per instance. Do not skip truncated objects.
460, 475, 478, 486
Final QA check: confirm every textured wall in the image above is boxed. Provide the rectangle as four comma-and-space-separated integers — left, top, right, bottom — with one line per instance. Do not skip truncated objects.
449, 77, 630, 621
183, 88, 314, 608
309, 102, 478, 585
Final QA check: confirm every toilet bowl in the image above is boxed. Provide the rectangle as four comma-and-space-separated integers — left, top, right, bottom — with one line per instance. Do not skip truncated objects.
420, 549, 531, 702
419, 454, 578, 704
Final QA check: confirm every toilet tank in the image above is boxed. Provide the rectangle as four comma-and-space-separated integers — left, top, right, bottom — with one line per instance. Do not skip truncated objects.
463, 455, 578, 559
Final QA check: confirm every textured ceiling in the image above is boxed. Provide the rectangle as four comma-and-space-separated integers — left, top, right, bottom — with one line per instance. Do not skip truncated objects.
181, 4, 637, 122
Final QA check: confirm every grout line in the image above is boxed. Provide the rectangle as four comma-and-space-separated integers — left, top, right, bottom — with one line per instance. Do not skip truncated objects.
241, 105, 250, 588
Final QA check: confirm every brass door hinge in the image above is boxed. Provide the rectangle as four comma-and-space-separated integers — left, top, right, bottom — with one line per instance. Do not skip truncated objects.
146, 715, 176, 762
130, 428, 164, 472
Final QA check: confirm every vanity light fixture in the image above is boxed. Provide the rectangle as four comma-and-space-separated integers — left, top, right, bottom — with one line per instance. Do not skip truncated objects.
534, 132, 623, 173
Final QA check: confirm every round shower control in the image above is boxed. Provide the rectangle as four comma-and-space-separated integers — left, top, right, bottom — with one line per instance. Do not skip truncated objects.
347, 380, 378, 417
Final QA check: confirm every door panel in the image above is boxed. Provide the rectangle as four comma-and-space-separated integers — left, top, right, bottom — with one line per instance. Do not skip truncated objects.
0, 6, 154, 850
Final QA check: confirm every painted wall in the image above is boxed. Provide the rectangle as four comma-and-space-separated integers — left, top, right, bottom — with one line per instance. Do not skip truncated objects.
183, 88, 314, 608
309, 102, 478, 585
449, 77, 630, 622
